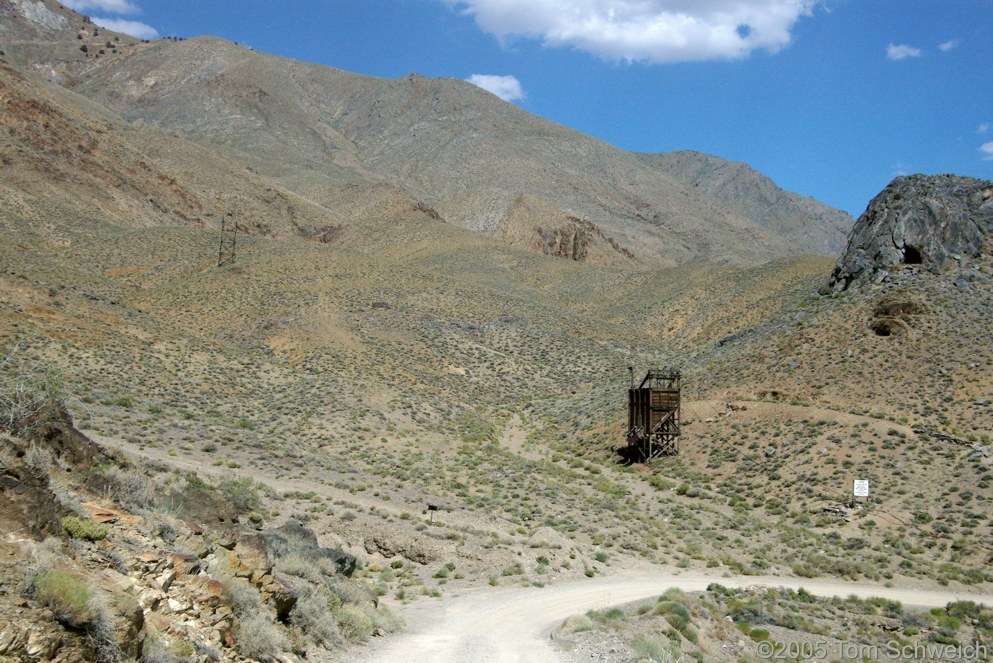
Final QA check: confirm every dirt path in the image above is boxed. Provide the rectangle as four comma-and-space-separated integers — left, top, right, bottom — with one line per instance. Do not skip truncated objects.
354, 569, 993, 663
86, 430, 517, 538
685, 399, 918, 436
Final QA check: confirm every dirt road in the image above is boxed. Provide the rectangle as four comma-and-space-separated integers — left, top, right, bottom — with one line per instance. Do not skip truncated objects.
353, 570, 993, 663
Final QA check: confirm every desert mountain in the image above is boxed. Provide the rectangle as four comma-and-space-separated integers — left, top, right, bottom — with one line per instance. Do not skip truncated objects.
1, 0, 852, 266
638, 150, 853, 255
0, 59, 373, 242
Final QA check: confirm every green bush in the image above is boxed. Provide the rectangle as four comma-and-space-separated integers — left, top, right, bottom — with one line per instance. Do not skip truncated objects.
655, 600, 690, 621
655, 600, 693, 636
647, 474, 674, 491
749, 628, 771, 642
34, 569, 93, 628
588, 607, 624, 623
61, 515, 107, 541
217, 476, 264, 514
433, 562, 455, 579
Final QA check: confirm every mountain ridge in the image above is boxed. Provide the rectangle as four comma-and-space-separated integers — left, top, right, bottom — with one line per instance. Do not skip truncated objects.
1, 1, 853, 266
637, 150, 852, 254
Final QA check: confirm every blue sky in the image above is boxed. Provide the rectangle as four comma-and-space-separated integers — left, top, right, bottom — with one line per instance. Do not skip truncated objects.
63, 0, 993, 218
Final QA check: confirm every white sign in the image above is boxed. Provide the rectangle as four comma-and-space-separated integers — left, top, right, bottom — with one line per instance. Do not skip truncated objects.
853, 479, 870, 498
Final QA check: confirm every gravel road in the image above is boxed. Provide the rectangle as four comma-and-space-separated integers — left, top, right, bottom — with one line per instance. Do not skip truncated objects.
353, 570, 993, 663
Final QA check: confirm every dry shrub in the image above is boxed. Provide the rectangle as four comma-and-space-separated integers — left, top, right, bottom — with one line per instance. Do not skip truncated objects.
221, 576, 289, 661
289, 589, 342, 646
91, 464, 157, 510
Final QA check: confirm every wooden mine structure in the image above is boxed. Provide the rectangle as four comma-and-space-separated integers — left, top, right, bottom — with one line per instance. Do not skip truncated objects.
626, 367, 681, 462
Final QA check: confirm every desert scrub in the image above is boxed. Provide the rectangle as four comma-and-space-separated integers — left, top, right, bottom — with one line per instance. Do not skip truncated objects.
588, 607, 625, 623
748, 627, 771, 641
631, 634, 679, 662
275, 552, 331, 583
61, 515, 107, 541
290, 589, 342, 646
560, 614, 593, 634
221, 576, 289, 659
332, 602, 373, 642
142, 631, 198, 663
0, 349, 66, 436
33, 568, 94, 628
0, 442, 14, 471
654, 598, 698, 643
90, 464, 157, 510
23, 442, 51, 480
433, 562, 456, 579
237, 611, 291, 660
216, 476, 266, 514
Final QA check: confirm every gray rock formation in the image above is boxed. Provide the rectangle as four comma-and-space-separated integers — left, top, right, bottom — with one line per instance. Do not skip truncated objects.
828, 174, 993, 291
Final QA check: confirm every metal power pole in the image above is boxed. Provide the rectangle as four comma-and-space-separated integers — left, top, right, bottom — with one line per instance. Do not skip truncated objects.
218, 215, 237, 266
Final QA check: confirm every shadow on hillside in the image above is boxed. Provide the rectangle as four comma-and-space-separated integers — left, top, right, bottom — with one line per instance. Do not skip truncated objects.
614, 445, 640, 466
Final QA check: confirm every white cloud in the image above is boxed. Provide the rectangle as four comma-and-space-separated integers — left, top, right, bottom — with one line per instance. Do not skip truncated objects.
62, 0, 140, 14
448, 0, 821, 64
886, 43, 921, 60
979, 122, 990, 135
90, 17, 159, 39
63, 0, 160, 39
981, 142, 993, 161
467, 74, 526, 102
938, 39, 959, 52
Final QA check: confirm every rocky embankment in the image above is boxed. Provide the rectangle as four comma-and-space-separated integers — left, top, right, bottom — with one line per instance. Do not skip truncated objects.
0, 404, 391, 662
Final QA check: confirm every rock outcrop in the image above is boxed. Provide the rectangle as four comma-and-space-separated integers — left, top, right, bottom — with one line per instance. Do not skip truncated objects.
495, 194, 637, 267
0, 402, 381, 662
828, 174, 993, 291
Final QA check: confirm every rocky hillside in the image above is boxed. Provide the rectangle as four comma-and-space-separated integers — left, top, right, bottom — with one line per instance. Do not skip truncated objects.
828, 174, 993, 291
0, 394, 399, 662
0, 0, 853, 267
495, 194, 637, 266
0, 0, 141, 83
0, 57, 442, 244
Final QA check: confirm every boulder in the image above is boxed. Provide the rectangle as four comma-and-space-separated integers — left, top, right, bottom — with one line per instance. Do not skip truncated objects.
364, 533, 437, 566
263, 521, 356, 577
828, 174, 993, 291
217, 533, 274, 580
